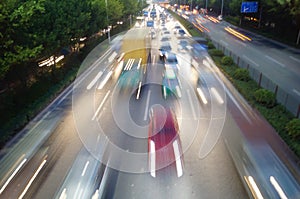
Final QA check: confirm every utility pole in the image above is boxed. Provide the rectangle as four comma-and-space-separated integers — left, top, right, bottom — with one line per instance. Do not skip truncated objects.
206, 0, 208, 13
221, 0, 224, 16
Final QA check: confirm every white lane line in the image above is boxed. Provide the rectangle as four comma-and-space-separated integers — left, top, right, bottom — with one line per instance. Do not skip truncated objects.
87, 71, 103, 90
242, 55, 259, 67
225, 87, 251, 123
143, 90, 151, 121
92, 90, 111, 121
211, 87, 224, 104
150, 140, 156, 178
247, 176, 264, 199
18, 159, 47, 199
192, 59, 199, 68
98, 71, 112, 90
136, 81, 142, 100
108, 51, 117, 63
59, 188, 67, 199
73, 182, 81, 199
173, 140, 183, 178
289, 56, 300, 63
220, 40, 229, 46
270, 176, 288, 199
187, 90, 197, 120
78, 189, 84, 199
293, 88, 300, 96
197, 88, 208, 104
57, 88, 73, 105
0, 158, 27, 194
265, 55, 285, 68
81, 161, 90, 176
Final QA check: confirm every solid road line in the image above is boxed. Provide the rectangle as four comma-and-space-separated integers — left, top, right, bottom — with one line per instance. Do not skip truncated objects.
242, 55, 259, 67
87, 71, 103, 90
187, 89, 197, 120
173, 140, 183, 178
143, 90, 151, 121
92, 90, 111, 121
265, 55, 285, 68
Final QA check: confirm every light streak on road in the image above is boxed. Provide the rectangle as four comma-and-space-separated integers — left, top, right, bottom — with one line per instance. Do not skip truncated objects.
211, 87, 224, 104
59, 188, 67, 199
73, 182, 81, 199
136, 81, 142, 100
98, 71, 112, 89
293, 89, 300, 96
18, 159, 47, 199
150, 140, 156, 178
187, 89, 197, 120
92, 189, 99, 199
92, 90, 111, 121
203, 60, 211, 68
244, 176, 264, 199
289, 55, 300, 63
224, 27, 252, 41
176, 86, 182, 98
270, 176, 288, 199
87, 71, 103, 90
143, 90, 151, 121
0, 158, 27, 194
81, 161, 90, 177
108, 51, 117, 63
173, 140, 183, 178
197, 88, 208, 104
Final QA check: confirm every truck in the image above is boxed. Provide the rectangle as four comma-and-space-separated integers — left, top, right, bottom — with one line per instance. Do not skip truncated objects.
117, 28, 151, 94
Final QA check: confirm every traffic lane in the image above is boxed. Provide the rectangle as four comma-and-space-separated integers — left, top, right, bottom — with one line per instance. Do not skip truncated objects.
195, 15, 300, 94
54, 148, 102, 199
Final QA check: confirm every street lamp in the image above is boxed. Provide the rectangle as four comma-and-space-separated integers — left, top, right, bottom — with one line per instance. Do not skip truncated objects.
105, 0, 111, 43
221, 0, 224, 16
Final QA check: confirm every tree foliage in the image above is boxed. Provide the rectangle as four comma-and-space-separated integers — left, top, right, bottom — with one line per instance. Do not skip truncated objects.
0, 0, 142, 81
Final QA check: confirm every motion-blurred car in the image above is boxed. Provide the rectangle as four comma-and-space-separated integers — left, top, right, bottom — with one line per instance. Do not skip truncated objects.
162, 68, 181, 99
164, 52, 179, 72
148, 106, 183, 177
176, 29, 186, 37
159, 42, 172, 60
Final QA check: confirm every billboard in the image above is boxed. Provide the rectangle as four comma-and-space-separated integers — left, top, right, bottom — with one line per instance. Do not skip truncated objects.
241, 2, 258, 13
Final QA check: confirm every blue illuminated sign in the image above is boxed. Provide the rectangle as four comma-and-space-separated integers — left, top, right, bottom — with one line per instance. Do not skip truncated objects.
147, 20, 154, 27
241, 2, 258, 13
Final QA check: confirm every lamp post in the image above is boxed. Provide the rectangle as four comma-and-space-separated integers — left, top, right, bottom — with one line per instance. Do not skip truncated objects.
205, 0, 208, 13
105, 0, 110, 43
221, 0, 224, 16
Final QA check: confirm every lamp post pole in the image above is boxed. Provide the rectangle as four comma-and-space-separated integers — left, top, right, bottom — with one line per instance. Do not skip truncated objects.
221, 0, 224, 16
105, 0, 110, 43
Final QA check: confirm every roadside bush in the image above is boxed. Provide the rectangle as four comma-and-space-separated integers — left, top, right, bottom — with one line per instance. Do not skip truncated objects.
207, 41, 215, 49
254, 89, 276, 107
221, 56, 233, 65
208, 49, 223, 56
286, 119, 300, 140
233, 68, 250, 81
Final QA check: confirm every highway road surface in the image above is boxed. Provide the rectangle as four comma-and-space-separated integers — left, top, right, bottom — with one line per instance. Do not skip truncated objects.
0, 8, 299, 199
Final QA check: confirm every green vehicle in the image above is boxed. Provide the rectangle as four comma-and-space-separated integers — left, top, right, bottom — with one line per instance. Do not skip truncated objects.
118, 58, 144, 92
162, 68, 182, 99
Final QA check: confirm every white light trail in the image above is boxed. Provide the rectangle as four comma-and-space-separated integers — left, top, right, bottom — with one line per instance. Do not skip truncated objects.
18, 159, 47, 199
0, 158, 27, 194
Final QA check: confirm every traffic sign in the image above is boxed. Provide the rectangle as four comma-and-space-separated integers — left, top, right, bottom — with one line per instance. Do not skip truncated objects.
241, 2, 258, 13
147, 21, 154, 27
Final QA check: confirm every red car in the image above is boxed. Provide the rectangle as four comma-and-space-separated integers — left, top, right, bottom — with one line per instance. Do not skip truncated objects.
148, 106, 183, 178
